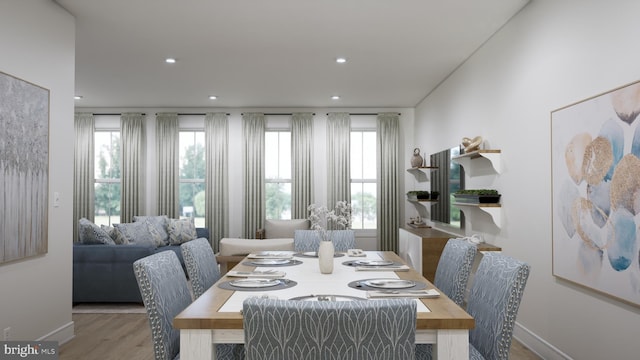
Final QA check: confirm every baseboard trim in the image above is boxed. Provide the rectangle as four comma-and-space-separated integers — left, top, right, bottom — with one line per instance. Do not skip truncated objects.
37, 321, 75, 345
513, 321, 573, 360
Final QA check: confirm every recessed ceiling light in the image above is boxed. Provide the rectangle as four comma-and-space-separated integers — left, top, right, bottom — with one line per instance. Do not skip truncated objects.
336, 57, 347, 64
208, 95, 217, 100
165, 58, 176, 64
331, 95, 340, 100
74, 95, 83, 100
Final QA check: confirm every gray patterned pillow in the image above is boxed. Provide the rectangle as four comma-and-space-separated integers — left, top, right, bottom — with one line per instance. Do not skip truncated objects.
133, 215, 169, 245
168, 218, 198, 245
114, 222, 165, 247
78, 218, 115, 245
101, 225, 128, 245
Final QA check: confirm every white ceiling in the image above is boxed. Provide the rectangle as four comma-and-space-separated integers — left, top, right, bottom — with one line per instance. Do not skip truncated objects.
55, 0, 529, 109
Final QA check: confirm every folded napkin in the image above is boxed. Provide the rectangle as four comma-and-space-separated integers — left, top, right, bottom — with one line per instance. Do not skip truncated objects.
247, 252, 293, 259
347, 249, 367, 257
226, 270, 286, 278
355, 265, 410, 272
366, 289, 440, 299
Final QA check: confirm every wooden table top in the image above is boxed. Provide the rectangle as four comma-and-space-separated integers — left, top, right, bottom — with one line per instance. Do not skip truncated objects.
174, 251, 474, 331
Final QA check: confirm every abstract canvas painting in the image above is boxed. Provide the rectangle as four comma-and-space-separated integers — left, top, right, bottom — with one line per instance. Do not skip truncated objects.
0, 71, 49, 264
552, 80, 640, 307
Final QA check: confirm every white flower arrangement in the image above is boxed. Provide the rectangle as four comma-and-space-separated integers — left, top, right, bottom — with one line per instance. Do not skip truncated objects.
307, 201, 352, 242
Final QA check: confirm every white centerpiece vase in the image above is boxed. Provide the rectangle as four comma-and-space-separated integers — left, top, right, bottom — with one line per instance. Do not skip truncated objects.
318, 240, 335, 274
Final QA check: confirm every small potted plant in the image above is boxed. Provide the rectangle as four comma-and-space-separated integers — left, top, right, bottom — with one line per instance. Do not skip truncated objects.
453, 189, 501, 203
416, 191, 430, 200
406, 191, 418, 201
430, 191, 440, 200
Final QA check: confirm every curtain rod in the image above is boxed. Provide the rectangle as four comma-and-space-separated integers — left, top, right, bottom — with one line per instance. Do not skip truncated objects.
241, 113, 316, 116
93, 113, 147, 116
326, 112, 401, 116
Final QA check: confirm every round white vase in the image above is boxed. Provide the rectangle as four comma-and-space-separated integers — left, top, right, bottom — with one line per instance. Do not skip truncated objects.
317, 241, 335, 274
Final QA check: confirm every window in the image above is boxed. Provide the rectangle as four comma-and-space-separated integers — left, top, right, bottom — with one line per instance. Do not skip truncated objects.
179, 131, 205, 227
265, 131, 291, 219
350, 131, 377, 229
94, 131, 121, 226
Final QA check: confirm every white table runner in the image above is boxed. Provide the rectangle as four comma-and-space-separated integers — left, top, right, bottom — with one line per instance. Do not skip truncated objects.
219, 252, 431, 313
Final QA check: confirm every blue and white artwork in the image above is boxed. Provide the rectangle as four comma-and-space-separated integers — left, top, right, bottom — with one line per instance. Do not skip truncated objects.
552, 80, 640, 307
0, 71, 49, 264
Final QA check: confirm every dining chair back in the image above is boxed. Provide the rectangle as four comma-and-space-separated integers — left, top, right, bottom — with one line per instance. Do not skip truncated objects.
466, 252, 530, 360
181, 237, 221, 299
433, 238, 477, 306
134, 251, 191, 360
243, 297, 416, 360
293, 229, 356, 252
415, 252, 530, 360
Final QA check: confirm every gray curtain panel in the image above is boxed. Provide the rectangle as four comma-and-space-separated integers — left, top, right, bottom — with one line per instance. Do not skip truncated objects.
205, 112, 229, 251
291, 112, 314, 219
242, 113, 265, 238
326, 112, 351, 217
73, 113, 95, 242
377, 113, 400, 252
120, 113, 145, 223
155, 113, 179, 218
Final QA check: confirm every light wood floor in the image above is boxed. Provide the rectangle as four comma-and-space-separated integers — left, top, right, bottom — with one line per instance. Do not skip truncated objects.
60, 313, 541, 359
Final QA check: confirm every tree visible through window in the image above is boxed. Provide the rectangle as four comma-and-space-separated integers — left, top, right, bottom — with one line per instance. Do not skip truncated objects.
265, 131, 291, 219
350, 131, 377, 229
179, 131, 205, 227
94, 131, 121, 226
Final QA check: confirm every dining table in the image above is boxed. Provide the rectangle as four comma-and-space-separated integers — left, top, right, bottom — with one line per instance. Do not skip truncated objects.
173, 250, 474, 360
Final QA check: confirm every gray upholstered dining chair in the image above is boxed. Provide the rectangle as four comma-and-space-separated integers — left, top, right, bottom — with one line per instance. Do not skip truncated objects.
133, 251, 191, 360
243, 297, 417, 360
181, 237, 221, 299
416, 252, 530, 360
293, 229, 356, 252
433, 238, 478, 307
134, 251, 244, 360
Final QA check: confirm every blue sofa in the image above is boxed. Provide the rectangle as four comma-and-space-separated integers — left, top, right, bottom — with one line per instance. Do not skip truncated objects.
73, 228, 209, 303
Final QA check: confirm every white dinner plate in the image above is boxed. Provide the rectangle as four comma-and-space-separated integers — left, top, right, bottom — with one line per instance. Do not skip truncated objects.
229, 279, 281, 288
354, 259, 394, 266
302, 251, 318, 257
249, 259, 291, 265
362, 279, 416, 289
251, 251, 295, 257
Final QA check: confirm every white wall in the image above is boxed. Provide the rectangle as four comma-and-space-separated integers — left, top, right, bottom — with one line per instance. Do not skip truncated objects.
415, 0, 640, 358
0, 0, 75, 343
81, 107, 413, 250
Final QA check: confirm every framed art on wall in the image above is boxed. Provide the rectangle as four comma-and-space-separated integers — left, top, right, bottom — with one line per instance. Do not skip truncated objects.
0, 71, 50, 264
551, 80, 640, 307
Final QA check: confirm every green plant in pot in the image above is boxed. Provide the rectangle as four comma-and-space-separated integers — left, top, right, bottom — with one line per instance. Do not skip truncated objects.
430, 191, 440, 200
416, 191, 430, 200
454, 189, 501, 203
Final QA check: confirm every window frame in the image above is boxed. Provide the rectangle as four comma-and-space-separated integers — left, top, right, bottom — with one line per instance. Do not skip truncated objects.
350, 128, 377, 234
93, 127, 121, 227
264, 129, 292, 220
178, 129, 206, 227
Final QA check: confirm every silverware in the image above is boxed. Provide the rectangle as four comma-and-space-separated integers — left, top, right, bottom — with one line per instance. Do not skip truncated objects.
233, 270, 278, 275
379, 290, 427, 294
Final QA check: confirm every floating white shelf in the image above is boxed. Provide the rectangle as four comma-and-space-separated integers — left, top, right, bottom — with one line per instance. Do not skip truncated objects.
408, 199, 438, 205
406, 166, 437, 181
453, 202, 502, 228
406, 166, 438, 172
452, 150, 501, 175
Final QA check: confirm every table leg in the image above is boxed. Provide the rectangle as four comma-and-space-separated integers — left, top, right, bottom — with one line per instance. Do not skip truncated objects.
433, 329, 469, 360
180, 329, 214, 360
